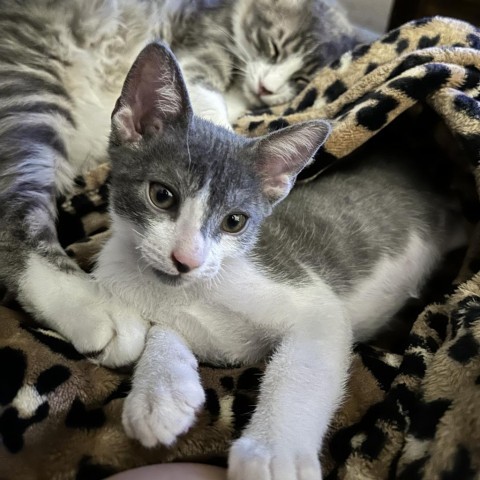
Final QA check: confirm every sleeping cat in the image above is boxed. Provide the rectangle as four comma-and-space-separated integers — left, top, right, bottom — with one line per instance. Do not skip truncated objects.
178, 0, 361, 123
94, 43, 463, 480
0, 0, 359, 362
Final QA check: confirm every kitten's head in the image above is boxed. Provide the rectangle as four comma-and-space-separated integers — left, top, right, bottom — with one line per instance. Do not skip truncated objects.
232, 0, 357, 107
109, 42, 330, 286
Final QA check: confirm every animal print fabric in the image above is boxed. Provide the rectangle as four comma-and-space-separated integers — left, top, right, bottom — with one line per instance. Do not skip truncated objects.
1, 16, 480, 480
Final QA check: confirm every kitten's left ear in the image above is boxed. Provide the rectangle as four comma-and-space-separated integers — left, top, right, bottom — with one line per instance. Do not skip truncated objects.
255, 120, 331, 204
111, 42, 192, 144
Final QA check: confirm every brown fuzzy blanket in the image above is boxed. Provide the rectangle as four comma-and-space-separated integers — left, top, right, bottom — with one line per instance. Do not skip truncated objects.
1, 16, 480, 480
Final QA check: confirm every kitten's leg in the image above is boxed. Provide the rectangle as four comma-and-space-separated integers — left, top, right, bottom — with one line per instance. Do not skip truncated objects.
224, 86, 251, 124
18, 253, 148, 367
229, 297, 352, 480
122, 324, 205, 447
0, 138, 146, 368
176, 48, 233, 130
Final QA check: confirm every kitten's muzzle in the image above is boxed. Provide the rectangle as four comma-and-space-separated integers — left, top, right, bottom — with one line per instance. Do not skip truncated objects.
258, 82, 273, 97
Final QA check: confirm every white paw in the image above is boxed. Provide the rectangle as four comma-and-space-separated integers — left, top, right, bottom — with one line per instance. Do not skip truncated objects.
93, 306, 148, 368
122, 359, 205, 447
187, 85, 233, 130
228, 437, 322, 480
67, 301, 148, 368
20, 259, 147, 367
199, 111, 233, 131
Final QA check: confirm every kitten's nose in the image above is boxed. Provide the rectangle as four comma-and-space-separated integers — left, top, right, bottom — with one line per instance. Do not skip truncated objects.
258, 82, 273, 97
171, 251, 201, 274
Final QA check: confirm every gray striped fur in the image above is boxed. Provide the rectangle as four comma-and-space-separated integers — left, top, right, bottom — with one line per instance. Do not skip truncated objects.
0, 0, 358, 318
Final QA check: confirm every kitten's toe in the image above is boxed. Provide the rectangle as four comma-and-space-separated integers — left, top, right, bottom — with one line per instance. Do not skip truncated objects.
122, 372, 205, 447
96, 311, 148, 367
229, 437, 321, 480
122, 393, 160, 448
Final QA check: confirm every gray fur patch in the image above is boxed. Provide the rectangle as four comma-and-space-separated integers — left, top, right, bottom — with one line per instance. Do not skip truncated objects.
255, 152, 451, 293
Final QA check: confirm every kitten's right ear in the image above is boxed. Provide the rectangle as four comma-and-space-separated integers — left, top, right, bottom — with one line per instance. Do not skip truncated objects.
255, 120, 331, 205
111, 42, 192, 144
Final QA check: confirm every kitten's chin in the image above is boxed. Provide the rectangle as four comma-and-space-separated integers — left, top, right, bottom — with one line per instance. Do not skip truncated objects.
150, 266, 210, 287
150, 263, 220, 286
150, 267, 187, 287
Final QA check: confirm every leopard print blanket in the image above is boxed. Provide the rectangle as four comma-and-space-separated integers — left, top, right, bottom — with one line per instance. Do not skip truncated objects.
1, 16, 480, 480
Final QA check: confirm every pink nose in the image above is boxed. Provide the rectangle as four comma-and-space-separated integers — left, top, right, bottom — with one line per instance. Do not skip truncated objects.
171, 251, 202, 274
258, 82, 273, 97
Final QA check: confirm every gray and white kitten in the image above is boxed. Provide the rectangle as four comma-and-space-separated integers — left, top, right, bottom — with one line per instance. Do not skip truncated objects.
94, 43, 463, 480
0, 0, 358, 361
179, 0, 361, 124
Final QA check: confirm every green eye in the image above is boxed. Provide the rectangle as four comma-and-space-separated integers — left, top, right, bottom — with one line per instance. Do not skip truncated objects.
221, 213, 249, 234
149, 183, 176, 210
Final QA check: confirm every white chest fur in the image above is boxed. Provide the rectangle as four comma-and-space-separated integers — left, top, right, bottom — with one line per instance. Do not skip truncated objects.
96, 229, 440, 364
96, 219, 447, 480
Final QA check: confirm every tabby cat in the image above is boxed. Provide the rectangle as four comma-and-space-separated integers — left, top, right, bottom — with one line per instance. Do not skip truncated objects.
0, 0, 359, 360
94, 43, 463, 480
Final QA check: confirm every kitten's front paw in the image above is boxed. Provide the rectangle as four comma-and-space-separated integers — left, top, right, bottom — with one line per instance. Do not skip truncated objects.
69, 302, 148, 368
229, 437, 321, 480
94, 306, 148, 368
122, 359, 205, 447
28, 269, 148, 367
200, 112, 233, 131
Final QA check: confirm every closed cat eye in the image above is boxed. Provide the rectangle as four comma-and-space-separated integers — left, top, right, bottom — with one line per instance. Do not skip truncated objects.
269, 40, 280, 60
294, 76, 309, 86
148, 182, 176, 210
221, 213, 249, 234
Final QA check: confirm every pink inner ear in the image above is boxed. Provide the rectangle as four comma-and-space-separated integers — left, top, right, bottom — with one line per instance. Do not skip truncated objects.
263, 173, 292, 198
113, 70, 165, 143
259, 141, 305, 181
143, 118, 164, 136
128, 67, 165, 134
113, 106, 142, 143
112, 44, 189, 144
256, 121, 330, 202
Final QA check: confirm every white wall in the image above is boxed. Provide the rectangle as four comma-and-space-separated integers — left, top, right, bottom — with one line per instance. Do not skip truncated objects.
338, 0, 395, 33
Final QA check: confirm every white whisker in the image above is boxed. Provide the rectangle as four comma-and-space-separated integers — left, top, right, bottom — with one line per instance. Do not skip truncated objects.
212, 24, 250, 62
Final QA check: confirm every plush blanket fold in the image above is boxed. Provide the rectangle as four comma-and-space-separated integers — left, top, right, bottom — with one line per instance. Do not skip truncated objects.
1, 16, 479, 480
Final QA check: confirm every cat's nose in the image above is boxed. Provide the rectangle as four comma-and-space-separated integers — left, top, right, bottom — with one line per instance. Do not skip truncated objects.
171, 252, 201, 274
258, 82, 273, 97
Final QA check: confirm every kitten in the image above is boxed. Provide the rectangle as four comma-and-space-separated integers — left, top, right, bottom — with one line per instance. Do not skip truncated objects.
179, 0, 361, 123
0, 0, 357, 366
95, 43, 463, 480
0, 0, 194, 365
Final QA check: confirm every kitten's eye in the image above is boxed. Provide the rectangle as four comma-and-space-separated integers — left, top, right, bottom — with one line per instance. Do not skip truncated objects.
269, 40, 280, 61
221, 213, 249, 234
294, 76, 309, 87
149, 183, 176, 210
